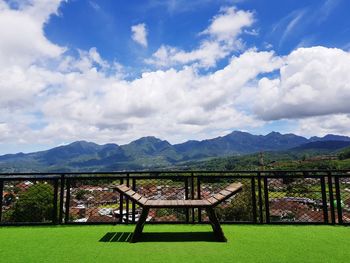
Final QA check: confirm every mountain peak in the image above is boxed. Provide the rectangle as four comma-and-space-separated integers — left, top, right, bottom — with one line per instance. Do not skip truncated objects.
266, 131, 281, 136
130, 136, 165, 145
229, 130, 251, 135
69, 140, 95, 146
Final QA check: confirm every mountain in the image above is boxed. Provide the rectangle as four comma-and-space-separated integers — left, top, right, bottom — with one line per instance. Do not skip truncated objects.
0, 141, 128, 172
309, 134, 350, 142
121, 136, 179, 159
0, 131, 350, 172
291, 140, 350, 151
174, 131, 308, 159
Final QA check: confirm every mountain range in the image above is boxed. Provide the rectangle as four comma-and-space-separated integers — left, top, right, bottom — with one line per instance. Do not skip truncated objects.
1, 131, 350, 172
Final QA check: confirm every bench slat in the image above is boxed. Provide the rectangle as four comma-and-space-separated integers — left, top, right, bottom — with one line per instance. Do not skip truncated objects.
177, 200, 186, 206
212, 193, 226, 201
117, 184, 129, 192
132, 193, 142, 201
138, 197, 148, 205
219, 189, 231, 196
159, 200, 171, 206
225, 183, 242, 193
144, 199, 211, 208
125, 189, 136, 196
207, 197, 218, 204
187, 200, 210, 206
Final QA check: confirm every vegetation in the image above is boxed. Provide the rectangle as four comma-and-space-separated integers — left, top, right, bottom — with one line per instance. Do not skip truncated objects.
7, 183, 54, 222
75, 189, 90, 201
216, 187, 253, 221
182, 148, 350, 171
338, 146, 350, 160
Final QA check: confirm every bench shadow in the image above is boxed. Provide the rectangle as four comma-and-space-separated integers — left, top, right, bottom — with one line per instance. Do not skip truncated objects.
99, 232, 217, 242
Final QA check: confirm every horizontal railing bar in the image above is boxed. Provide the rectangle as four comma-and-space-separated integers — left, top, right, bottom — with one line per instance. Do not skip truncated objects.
0, 169, 349, 177
0, 176, 349, 183
0, 222, 55, 226
0, 175, 61, 180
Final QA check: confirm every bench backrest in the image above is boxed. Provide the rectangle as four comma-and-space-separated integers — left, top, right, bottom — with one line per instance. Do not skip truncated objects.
114, 185, 149, 205
206, 182, 243, 206
114, 182, 243, 208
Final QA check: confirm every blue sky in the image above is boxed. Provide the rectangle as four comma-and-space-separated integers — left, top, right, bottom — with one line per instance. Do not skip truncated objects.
45, 0, 350, 62
1, 0, 350, 154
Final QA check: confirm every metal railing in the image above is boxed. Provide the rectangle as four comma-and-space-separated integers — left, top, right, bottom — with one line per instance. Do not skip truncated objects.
0, 170, 349, 225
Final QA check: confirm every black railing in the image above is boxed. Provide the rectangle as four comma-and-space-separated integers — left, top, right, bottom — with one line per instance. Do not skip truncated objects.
0, 170, 349, 226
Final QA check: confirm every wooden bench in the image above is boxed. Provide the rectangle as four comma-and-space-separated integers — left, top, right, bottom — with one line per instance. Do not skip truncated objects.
114, 182, 243, 242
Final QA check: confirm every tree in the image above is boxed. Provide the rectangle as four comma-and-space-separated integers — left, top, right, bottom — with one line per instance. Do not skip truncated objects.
339, 147, 350, 160
75, 189, 89, 201
215, 188, 253, 221
10, 183, 54, 222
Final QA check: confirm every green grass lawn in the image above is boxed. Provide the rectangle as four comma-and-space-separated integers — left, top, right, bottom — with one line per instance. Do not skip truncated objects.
0, 224, 349, 263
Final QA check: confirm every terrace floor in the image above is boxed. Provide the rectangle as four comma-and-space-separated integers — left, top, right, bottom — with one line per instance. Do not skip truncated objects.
0, 224, 349, 263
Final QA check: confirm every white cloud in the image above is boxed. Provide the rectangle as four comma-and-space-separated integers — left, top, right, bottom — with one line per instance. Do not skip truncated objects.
47, 50, 270, 139
201, 6, 254, 42
146, 41, 232, 68
254, 46, 350, 121
0, 0, 65, 69
0, 123, 11, 142
131, 23, 148, 47
0, 47, 279, 148
147, 6, 254, 68
296, 114, 350, 137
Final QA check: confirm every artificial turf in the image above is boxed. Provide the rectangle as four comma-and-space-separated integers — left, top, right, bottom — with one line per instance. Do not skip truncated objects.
0, 224, 349, 263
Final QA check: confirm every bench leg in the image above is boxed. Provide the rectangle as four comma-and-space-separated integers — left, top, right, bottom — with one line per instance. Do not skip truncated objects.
130, 207, 149, 243
205, 207, 227, 242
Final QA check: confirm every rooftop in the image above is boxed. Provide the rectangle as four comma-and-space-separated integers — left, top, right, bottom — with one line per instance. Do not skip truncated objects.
0, 224, 349, 263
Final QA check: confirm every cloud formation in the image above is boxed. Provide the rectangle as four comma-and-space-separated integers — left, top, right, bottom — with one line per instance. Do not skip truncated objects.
146, 7, 254, 68
296, 114, 350, 137
0, 0, 64, 69
131, 23, 148, 47
1, 1, 350, 153
255, 46, 350, 120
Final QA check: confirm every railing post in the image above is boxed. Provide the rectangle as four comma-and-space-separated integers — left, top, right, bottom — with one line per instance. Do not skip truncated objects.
263, 176, 270, 224
59, 174, 65, 224
64, 178, 71, 223
191, 173, 195, 223
328, 173, 336, 224
0, 179, 3, 223
320, 176, 329, 224
185, 177, 189, 223
251, 177, 257, 223
334, 175, 343, 224
119, 178, 124, 223
257, 172, 264, 223
132, 178, 136, 223
125, 173, 129, 224
52, 178, 59, 224
197, 176, 201, 223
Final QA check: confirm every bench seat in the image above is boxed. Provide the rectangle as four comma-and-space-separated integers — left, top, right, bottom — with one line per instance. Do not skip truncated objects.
144, 199, 211, 208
